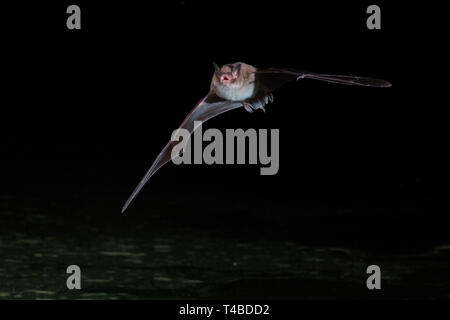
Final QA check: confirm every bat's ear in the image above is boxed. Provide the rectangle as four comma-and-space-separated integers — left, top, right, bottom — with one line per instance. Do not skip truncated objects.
213, 62, 220, 73
232, 63, 242, 77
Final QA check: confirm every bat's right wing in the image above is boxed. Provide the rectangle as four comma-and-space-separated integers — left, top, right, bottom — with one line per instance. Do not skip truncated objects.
256, 68, 391, 92
121, 93, 243, 213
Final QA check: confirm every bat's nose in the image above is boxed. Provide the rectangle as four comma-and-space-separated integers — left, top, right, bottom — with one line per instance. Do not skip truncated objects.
220, 74, 231, 82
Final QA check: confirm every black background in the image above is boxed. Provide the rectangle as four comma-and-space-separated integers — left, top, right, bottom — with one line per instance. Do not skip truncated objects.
0, 0, 449, 300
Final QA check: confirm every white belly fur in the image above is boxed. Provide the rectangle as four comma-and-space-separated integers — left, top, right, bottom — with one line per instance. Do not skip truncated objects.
215, 82, 255, 101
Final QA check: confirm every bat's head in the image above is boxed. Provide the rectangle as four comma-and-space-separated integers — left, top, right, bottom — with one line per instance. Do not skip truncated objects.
213, 62, 243, 87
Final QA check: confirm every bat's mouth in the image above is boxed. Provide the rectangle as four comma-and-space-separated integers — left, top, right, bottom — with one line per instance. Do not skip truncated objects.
220, 74, 235, 84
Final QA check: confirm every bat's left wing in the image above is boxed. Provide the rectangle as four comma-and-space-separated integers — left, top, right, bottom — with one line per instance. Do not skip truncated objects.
121, 93, 242, 213
255, 68, 391, 93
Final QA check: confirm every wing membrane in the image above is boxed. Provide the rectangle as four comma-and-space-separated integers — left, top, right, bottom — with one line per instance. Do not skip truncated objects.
121, 94, 242, 213
256, 68, 391, 92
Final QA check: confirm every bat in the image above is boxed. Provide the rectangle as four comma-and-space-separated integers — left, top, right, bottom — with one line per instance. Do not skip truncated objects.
121, 62, 391, 213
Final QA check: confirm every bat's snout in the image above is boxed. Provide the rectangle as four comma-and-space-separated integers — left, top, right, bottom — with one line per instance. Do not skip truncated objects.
220, 73, 235, 84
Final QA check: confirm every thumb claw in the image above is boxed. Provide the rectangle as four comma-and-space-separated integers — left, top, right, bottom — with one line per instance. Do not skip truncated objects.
244, 104, 254, 113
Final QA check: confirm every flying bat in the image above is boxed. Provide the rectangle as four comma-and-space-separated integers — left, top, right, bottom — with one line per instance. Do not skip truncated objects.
121, 62, 391, 213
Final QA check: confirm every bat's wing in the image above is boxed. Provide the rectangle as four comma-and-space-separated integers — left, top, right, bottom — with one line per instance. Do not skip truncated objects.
121, 93, 243, 213
256, 68, 391, 92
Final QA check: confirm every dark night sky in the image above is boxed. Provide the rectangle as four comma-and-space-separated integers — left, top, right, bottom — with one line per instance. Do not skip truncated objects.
1, 1, 448, 247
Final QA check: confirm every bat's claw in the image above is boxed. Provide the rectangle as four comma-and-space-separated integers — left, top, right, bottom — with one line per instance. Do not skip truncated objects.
244, 93, 274, 113
243, 102, 254, 113
249, 102, 263, 112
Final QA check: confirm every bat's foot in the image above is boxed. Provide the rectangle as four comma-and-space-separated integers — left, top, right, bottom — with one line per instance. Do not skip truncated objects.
243, 102, 254, 113
244, 93, 274, 113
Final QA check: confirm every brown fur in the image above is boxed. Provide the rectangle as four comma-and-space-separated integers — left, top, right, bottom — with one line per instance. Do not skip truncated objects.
211, 62, 257, 101
211, 62, 256, 92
